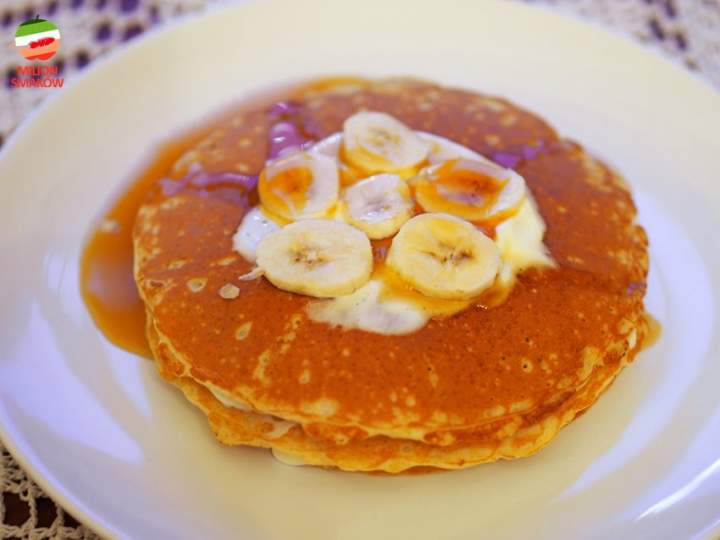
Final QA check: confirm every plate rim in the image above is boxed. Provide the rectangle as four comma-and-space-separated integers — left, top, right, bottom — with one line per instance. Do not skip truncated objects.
0, 1, 719, 538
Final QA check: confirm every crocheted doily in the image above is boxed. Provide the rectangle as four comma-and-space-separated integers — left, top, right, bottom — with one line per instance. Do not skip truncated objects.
1, 0, 718, 538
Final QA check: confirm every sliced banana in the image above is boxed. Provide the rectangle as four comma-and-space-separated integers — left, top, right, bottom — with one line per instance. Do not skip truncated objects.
313, 131, 484, 186
309, 132, 363, 187
232, 206, 284, 262
316, 131, 484, 163
386, 213, 501, 300
256, 220, 372, 298
342, 111, 430, 177
341, 173, 414, 239
258, 151, 339, 220
309, 132, 342, 159
411, 158, 526, 224
419, 132, 494, 164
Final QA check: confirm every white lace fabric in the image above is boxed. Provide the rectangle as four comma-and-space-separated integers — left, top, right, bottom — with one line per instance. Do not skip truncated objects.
1, 0, 718, 538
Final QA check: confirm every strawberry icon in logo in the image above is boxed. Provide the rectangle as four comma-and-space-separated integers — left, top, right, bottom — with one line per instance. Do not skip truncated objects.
15, 15, 61, 61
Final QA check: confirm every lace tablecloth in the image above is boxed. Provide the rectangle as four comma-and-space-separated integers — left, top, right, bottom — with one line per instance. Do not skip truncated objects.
1, 0, 718, 538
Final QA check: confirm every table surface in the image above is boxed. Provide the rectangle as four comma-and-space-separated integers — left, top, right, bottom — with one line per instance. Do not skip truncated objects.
1, 0, 718, 538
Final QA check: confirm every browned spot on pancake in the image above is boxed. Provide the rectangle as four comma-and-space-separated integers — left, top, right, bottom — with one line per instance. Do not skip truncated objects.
186, 278, 207, 293
219, 283, 240, 300
235, 322, 253, 341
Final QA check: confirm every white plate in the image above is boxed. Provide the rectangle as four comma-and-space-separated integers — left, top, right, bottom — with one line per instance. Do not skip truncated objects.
1, 1, 719, 538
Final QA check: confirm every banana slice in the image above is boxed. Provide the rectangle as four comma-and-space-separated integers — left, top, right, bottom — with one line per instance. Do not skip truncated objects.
342, 111, 430, 177
232, 206, 284, 262
386, 213, 501, 300
309, 132, 342, 158
256, 220, 372, 298
341, 173, 414, 239
312, 129, 478, 187
309, 132, 364, 187
258, 151, 339, 220
419, 132, 493, 164
411, 158, 526, 224
313, 130, 486, 168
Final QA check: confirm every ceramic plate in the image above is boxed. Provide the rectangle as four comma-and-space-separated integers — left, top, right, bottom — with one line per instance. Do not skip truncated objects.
1, 1, 719, 538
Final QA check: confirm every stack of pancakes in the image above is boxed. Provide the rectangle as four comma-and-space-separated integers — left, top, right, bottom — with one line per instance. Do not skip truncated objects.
134, 78, 649, 473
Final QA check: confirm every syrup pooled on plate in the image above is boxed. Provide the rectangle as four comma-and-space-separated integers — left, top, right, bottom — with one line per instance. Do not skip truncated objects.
79, 136, 201, 358
80, 87, 311, 357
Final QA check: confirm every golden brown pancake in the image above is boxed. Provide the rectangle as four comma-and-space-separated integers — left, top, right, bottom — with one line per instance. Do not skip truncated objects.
147, 314, 644, 472
133, 78, 649, 471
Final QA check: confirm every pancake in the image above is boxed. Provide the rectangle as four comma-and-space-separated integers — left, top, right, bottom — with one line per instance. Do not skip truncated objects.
147, 312, 645, 472
133, 78, 649, 471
